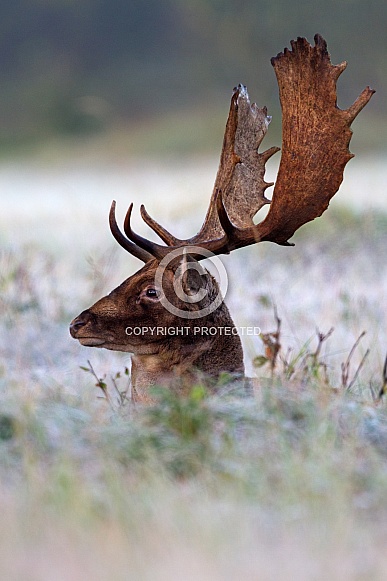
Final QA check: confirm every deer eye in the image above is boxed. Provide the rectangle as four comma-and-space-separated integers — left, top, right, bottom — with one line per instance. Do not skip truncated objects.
145, 288, 158, 298
136, 286, 160, 305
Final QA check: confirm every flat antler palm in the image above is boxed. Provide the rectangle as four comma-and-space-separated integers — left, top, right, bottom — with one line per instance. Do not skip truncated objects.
110, 34, 374, 261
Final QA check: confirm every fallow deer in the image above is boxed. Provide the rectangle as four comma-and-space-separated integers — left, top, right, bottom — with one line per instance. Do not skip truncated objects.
70, 35, 374, 403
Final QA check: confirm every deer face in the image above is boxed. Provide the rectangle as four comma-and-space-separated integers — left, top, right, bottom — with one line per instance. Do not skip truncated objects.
70, 256, 222, 355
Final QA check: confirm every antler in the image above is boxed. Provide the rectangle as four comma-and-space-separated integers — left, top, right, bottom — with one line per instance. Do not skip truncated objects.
256, 34, 374, 245
111, 34, 374, 260
109, 201, 154, 263
140, 84, 279, 244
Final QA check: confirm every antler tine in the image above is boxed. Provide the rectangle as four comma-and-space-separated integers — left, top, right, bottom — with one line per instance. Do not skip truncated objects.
109, 201, 154, 263
191, 190, 264, 256
123, 203, 170, 260
126, 202, 229, 260
140, 205, 181, 246
203, 189, 270, 254
216, 189, 236, 239
345, 86, 376, 124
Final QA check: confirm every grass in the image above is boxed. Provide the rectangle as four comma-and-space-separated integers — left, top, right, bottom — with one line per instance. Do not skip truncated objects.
2, 370, 387, 579
1, 159, 387, 578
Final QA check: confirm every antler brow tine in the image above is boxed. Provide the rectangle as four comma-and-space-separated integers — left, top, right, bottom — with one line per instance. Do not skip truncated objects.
123, 203, 170, 260
109, 201, 154, 263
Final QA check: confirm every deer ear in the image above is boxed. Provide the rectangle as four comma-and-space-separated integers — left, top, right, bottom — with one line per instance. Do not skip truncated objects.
176, 250, 207, 296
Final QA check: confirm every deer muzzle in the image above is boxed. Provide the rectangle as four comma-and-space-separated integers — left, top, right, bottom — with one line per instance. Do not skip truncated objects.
69, 311, 106, 346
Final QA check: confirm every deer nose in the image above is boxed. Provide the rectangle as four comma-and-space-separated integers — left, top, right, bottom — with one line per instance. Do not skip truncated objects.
69, 312, 90, 337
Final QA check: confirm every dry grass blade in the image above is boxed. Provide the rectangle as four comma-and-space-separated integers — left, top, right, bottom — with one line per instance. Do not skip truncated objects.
341, 331, 370, 391
377, 353, 387, 401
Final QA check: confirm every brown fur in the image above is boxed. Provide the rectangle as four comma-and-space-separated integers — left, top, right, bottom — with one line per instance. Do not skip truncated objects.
70, 259, 244, 402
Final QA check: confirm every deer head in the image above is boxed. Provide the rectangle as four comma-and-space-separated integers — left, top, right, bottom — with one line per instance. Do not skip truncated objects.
70, 35, 374, 401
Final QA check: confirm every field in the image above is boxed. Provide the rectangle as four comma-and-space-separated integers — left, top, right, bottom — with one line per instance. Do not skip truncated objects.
1, 154, 387, 580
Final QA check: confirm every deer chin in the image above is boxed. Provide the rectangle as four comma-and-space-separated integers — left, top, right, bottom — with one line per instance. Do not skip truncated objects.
76, 338, 159, 355
77, 337, 107, 347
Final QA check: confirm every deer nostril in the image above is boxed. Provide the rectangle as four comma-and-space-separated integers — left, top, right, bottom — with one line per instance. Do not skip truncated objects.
69, 313, 90, 337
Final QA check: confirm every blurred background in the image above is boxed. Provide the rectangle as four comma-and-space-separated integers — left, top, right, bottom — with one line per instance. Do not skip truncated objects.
0, 0, 384, 155
0, 0, 386, 377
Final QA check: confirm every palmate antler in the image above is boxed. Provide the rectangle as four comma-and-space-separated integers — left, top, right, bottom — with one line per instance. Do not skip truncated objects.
110, 34, 374, 261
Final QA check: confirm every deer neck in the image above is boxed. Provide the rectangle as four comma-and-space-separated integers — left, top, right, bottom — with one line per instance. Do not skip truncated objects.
130, 305, 244, 403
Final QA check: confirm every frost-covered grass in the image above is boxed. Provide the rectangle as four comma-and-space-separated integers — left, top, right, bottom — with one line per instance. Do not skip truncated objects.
1, 157, 387, 580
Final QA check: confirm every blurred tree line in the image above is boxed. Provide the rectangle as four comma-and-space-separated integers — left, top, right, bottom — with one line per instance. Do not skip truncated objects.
0, 0, 384, 151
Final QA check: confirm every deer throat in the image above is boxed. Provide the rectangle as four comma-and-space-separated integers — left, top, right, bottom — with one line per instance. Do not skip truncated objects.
130, 328, 245, 403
